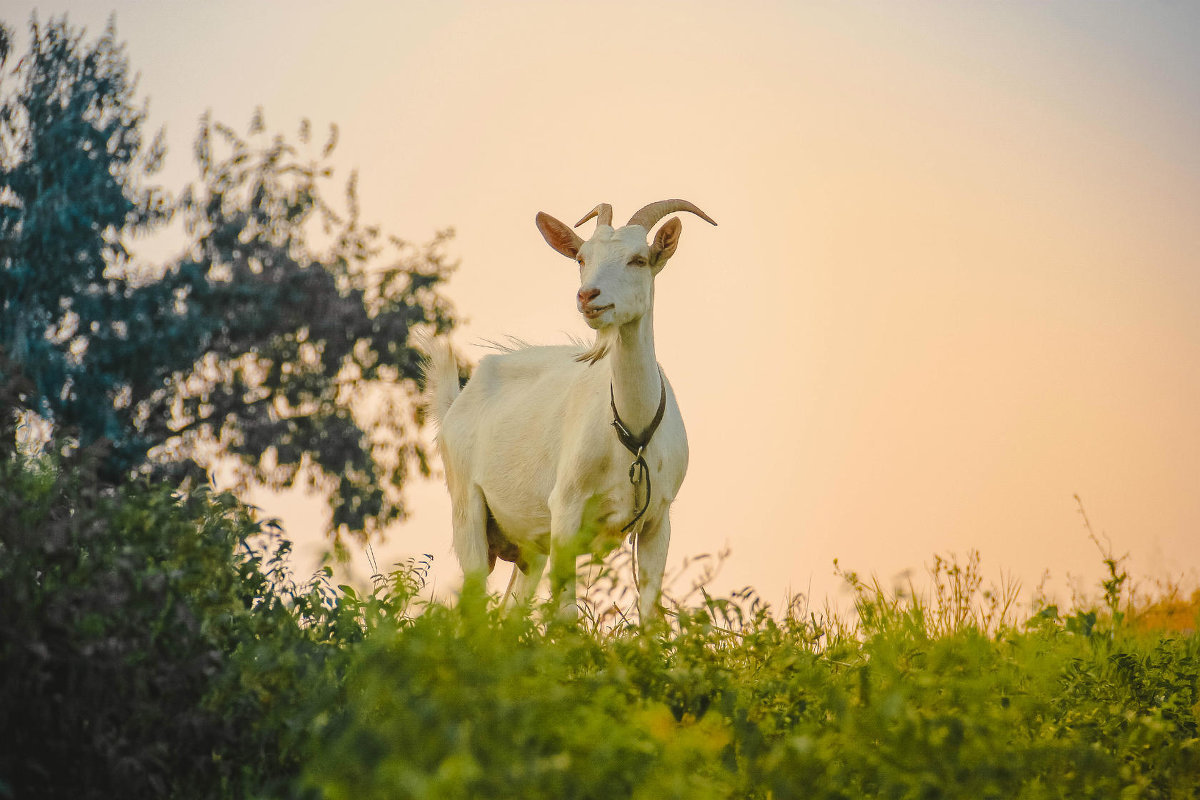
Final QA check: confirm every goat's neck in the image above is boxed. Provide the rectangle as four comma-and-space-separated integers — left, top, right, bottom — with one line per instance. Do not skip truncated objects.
610, 308, 661, 436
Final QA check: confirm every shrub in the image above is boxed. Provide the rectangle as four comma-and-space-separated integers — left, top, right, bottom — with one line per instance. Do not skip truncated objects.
4, 447, 1198, 798
0, 447, 350, 798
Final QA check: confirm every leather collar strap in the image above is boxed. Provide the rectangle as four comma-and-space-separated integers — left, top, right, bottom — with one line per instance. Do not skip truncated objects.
610, 372, 667, 456
610, 372, 667, 533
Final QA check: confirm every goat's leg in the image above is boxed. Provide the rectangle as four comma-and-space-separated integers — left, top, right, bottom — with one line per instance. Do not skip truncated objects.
503, 551, 548, 611
451, 483, 490, 578
547, 492, 587, 619
635, 514, 671, 624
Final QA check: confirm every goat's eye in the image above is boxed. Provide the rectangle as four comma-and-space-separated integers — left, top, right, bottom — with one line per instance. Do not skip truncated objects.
628, 256, 647, 267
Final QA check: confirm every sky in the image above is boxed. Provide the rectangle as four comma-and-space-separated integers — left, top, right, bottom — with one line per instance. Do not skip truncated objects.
7, 1, 1199, 612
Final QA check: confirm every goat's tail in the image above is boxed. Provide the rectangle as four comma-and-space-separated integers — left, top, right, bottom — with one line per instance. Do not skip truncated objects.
422, 336, 461, 428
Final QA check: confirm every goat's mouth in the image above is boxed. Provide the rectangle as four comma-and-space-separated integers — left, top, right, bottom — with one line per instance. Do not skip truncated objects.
580, 304, 614, 321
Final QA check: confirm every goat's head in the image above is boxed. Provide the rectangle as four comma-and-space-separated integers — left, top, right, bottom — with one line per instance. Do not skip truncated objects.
535, 200, 716, 330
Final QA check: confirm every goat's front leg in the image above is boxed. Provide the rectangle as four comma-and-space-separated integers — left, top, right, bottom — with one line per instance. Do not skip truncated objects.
636, 513, 671, 625
546, 488, 588, 620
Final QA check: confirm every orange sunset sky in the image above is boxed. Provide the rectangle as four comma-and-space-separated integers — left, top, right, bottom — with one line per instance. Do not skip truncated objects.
8, 1, 1199, 609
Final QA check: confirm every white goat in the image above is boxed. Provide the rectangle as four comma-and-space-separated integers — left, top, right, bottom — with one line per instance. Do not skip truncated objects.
424, 199, 716, 621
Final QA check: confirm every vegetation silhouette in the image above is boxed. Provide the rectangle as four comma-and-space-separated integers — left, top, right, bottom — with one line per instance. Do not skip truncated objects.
0, 14, 455, 541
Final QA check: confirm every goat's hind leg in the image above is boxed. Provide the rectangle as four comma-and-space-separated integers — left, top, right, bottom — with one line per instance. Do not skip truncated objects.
502, 550, 548, 612
451, 483, 490, 579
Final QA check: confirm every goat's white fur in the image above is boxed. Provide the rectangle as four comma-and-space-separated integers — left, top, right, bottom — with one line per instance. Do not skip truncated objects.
424, 200, 715, 621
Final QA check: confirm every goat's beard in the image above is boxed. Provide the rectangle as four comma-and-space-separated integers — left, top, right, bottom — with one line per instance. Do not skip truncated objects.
575, 328, 616, 365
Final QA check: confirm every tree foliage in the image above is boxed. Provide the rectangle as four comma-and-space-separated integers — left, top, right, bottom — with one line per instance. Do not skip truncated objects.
0, 15, 170, 464
158, 113, 457, 536
0, 15, 456, 538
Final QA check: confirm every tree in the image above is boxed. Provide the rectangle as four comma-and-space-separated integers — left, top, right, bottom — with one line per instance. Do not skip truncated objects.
0, 14, 171, 464
159, 114, 458, 537
0, 15, 457, 540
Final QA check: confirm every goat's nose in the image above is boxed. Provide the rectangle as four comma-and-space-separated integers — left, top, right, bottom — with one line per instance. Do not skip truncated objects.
577, 287, 601, 306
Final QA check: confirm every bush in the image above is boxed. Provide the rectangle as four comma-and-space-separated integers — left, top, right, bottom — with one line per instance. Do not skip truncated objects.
305, 574, 1200, 799
0, 447, 353, 798
308, 587, 734, 800
3, 447, 1198, 798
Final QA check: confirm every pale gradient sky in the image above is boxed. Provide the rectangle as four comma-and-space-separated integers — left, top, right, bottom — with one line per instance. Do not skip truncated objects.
8, 1, 1199, 610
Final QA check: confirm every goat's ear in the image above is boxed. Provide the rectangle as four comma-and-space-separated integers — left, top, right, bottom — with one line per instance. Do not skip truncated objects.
536, 212, 583, 259
649, 217, 682, 270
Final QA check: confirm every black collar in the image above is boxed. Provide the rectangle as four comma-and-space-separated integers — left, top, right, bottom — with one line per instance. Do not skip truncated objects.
610, 372, 667, 457
610, 372, 668, 534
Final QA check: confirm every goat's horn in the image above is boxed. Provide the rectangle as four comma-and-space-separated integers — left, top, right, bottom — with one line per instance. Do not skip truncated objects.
626, 199, 717, 231
575, 203, 613, 229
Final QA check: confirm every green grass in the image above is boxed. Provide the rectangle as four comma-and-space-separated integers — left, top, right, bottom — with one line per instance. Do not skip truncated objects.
304, 545, 1200, 800
3, 452, 1198, 798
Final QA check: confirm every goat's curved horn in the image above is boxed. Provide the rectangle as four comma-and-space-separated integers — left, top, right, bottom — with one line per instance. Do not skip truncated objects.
575, 203, 613, 229
627, 199, 717, 231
